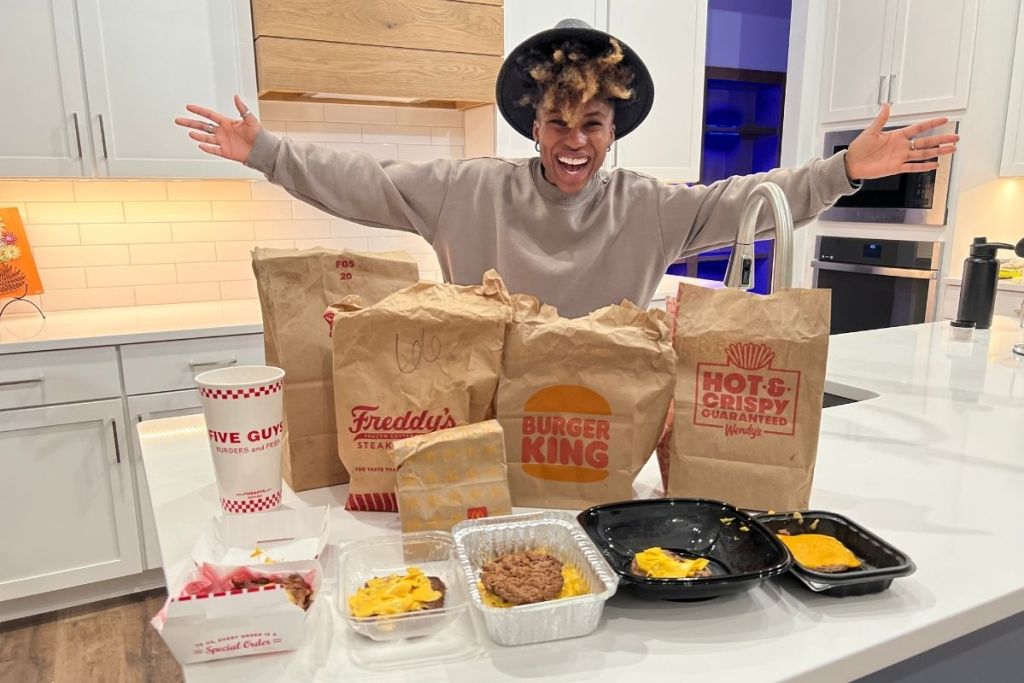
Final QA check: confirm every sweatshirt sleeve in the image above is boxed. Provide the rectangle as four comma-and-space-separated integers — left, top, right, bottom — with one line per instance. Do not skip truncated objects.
244, 129, 454, 243
657, 151, 860, 263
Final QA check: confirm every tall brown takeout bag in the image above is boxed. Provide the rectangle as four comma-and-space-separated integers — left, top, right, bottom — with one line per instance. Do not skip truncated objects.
667, 283, 830, 511
252, 247, 418, 491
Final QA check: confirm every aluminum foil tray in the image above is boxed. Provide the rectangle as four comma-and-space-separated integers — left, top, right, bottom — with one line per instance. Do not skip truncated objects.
451, 511, 618, 647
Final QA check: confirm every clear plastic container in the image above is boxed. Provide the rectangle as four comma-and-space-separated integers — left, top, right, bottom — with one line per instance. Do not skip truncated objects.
336, 531, 467, 642
451, 511, 618, 647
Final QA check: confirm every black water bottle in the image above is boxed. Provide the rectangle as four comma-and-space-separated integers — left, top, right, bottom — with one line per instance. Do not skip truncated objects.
955, 237, 1016, 330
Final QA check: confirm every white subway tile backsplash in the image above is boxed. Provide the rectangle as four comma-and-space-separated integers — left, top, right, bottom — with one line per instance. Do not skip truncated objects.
86, 264, 177, 287
284, 121, 362, 143
124, 201, 211, 223
322, 142, 398, 161
33, 245, 130, 268
177, 260, 253, 283
211, 201, 292, 221
249, 181, 293, 201
366, 233, 433, 254
25, 224, 79, 247
362, 125, 432, 145
291, 201, 333, 220
135, 282, 221, 306
397, 145, 464, 162
80, 222, 172, 245
254, 220, 330, 240
262, 120, 287, 135
331, 219, 384, 238
431, 127, 466, 146
220, 279, 258, 300
38, 267, 87, 290
258, 101, 324, 122
294, 238, 369, 251
0, 181, 74, 202
28, 202, 124, 224
166, 181, 251, 201
130, 242, 217, 264
324, 103, 398, 125
171, 221, 254, 242
215, 239, 294, 261
40, 287, 135, 311
395, 108, 463, 127
73, 181, 166, 202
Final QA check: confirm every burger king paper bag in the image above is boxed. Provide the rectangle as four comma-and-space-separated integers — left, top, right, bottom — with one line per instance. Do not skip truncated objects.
392, 420, 513, 532
329, 271, 510, 512
252, 247, 418, 492
497, 299, 675, 510
667, 284, 830, 511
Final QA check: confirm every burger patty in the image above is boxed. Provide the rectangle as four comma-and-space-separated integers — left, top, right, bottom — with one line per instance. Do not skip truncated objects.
481, 551, 564, 606
420, 576, 447, 610
629, 549, 712, 579
232, 573, 315, 610
807, 564, 854, 574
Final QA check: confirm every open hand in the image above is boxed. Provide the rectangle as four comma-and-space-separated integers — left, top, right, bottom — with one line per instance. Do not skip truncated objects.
174, 95, 262, 163
844, 104, 959, 181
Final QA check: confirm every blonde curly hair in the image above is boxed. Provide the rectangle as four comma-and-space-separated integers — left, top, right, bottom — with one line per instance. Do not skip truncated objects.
516, 37, 635, 127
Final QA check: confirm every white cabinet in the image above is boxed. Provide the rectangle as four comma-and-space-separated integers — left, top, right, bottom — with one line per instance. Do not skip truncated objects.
1000, 2, 1024, 176
820, 0, 979, 124
497, 0, 706, 182
127, 390, 203, 570
939, 283, 1024, 321
0, 0, 258, 179
608, 0, 706, 182
0, 400, 141, 601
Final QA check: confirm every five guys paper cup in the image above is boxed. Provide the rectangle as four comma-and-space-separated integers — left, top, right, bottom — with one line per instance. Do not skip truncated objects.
195, 365, 285, 514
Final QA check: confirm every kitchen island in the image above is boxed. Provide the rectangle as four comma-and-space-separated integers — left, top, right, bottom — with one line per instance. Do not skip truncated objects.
139, 317, 1024, 682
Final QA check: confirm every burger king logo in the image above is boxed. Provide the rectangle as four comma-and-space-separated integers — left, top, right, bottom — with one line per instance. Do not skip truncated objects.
520, 385, 611, 483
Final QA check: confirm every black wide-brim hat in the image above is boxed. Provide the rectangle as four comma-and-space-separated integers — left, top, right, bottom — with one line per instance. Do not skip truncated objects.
496, 18, 655, 141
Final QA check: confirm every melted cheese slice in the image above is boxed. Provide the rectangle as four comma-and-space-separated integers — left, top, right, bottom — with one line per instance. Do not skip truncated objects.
479, 564, 590, 608
347, 567, 442, 618
634, 547, 710, 578
777, 533, 861, 570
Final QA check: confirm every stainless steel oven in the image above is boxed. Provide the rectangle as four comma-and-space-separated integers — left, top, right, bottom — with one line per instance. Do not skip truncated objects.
820, 122, 957, 226
811, 236, 941, 334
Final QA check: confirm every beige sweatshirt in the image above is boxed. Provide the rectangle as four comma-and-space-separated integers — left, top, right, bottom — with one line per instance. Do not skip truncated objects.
246, 130, 858, 318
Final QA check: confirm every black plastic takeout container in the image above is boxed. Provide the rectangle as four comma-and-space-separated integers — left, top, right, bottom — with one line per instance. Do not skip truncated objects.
755, 510, 916, 597
577, 499, 791, 601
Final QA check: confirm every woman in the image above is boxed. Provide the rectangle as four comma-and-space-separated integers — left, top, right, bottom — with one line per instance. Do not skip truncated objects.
176, 20, 957, 318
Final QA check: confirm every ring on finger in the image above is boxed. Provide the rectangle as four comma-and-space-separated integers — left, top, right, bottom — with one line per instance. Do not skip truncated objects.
205, 123, 216, 134
240, 109, 253, 118
909, 137, 917, 151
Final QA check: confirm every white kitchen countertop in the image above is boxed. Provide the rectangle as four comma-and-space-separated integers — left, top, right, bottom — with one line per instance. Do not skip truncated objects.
138, 317, 1024, 682
0, 300, 263, 353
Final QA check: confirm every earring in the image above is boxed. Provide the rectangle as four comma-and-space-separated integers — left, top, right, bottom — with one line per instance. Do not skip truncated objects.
534, 141, 540, 152
606, 146, 612, 152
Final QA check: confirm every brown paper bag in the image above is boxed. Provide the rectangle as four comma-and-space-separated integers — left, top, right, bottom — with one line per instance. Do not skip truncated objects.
391, 420, 513, 532
667, 284, 830, 511
497, 298, 676, 510
329, 271, 510, 512
252, 247, 418, 491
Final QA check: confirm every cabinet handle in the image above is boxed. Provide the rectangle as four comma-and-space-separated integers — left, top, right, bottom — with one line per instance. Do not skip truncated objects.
0, 376, 44, 388
71, 113, 83, 158
888, 73, 897, 104
98, 114, 109, 159
189, 358, 237, 370
111, 420, 121, 464
878, 76, 887, 105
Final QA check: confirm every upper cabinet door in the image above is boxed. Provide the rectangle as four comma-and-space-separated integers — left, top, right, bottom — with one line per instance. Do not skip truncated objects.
496, 0, 608, 159
820, 0, 899, 124
888, 0, 979, 117
0, 0, 93, 176
75, 0, 260, 178
1001, 3, 1024, 177
609, 0, 706, 182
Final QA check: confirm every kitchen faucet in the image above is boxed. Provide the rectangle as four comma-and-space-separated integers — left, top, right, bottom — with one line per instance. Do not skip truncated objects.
723, 182, 794, 293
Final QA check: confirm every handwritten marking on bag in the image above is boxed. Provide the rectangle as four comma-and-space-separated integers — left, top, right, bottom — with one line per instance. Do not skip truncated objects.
693, 343, 800, 438
520, 385, 612, 482
394, 329, 442, 373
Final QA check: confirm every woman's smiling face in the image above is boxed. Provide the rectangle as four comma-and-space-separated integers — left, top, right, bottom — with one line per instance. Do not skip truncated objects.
533, 99, 615, 194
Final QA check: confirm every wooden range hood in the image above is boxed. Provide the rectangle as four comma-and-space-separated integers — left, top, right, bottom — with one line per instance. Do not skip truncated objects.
252, 0, 503, 109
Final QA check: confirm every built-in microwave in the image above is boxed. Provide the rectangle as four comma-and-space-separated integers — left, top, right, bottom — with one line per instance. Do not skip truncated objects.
820, 121, 957, 226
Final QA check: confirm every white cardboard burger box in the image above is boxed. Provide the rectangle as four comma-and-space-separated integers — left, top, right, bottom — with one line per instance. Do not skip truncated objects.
191, 505, 330, 565
153, 559, 322, 665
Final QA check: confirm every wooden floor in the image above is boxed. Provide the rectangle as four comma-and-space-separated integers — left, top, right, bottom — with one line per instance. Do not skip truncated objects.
0, 589, 183, 683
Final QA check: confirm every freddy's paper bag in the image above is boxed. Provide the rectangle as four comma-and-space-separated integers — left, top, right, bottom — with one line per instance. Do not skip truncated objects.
329, 272, 510, 512
667, 284, 830, 511
392, 420, 513, 532
252, 247, 418, 492
497, 299, 676, 510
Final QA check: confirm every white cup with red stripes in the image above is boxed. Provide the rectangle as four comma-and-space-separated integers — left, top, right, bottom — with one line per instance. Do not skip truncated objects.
196, 365, 286, 515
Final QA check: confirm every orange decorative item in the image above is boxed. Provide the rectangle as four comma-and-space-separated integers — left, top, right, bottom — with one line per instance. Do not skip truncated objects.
0, 207, 45, 319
